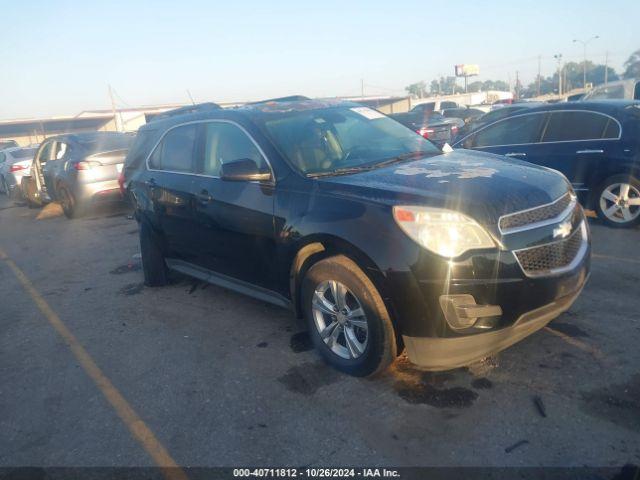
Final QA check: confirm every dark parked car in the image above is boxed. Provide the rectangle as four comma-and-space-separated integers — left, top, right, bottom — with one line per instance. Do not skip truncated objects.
24, 132, 133, 217
389, 111, 457, 147
454, 101, 640, 227
442, 107, 485, 124
125, 98, 590, 376
455, 103, 544, 140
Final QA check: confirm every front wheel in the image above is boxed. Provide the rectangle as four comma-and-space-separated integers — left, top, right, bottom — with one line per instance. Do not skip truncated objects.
301, 255, 397, 377
596, 175, 640, 228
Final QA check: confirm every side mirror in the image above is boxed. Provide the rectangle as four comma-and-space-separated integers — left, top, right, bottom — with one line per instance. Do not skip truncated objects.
220, 158, 271, 182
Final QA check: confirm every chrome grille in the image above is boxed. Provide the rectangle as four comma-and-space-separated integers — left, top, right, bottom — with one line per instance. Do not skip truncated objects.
514, 223, 586, 277
500, 193, 575, 233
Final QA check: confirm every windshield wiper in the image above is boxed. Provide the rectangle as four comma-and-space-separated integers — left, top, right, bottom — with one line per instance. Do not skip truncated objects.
307, 150, 437, 178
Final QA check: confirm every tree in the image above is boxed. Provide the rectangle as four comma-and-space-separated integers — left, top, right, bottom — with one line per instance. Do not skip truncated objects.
623, 49, 640, 79
405, 81, 428, 98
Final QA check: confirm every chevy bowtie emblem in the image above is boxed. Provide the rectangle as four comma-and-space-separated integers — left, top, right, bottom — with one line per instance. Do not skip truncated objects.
553, 221, 572, 239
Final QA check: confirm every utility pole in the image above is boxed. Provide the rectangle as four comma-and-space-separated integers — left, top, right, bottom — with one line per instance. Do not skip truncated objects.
554, 54, 563, 96
360, 79, 364, 99
186, 90, 196, 105
536, 55, 541, 97
573, 35, 599, 90
515, 71, 519, 100
108, 84, 120, 132
604, 51, 609, 86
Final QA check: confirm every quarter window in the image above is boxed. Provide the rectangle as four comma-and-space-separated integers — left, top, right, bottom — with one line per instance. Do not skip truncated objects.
468, 113, 546, 148
37, 142, 54, 164
201, 122, 267, 176
542, 111, 619, 142
149, 124, 197, 172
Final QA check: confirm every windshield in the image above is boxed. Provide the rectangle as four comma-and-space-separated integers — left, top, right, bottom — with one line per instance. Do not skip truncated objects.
79, 134, 134, 154
260, 106, 440, 176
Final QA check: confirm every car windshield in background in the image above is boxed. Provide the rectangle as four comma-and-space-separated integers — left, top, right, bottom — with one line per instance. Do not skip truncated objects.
261, 106, 440, 176
10, 147, 38, 159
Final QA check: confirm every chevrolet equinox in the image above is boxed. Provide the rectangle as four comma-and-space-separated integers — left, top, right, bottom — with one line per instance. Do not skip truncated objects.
123, 98, 590, 376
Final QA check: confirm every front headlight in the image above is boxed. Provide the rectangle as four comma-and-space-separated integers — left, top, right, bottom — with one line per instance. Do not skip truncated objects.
393, 206, 495, 258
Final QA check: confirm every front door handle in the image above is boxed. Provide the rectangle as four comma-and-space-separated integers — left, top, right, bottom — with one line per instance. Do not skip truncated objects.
505, 152, 527, 157
195, 190, 213, 204
576, 149, 604, 154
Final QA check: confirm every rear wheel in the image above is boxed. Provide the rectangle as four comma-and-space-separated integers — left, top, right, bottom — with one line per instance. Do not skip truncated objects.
58, 185, 82, 219
596, 175, 640, 228
301, 255, 397, 377
0, 176, 8, 195
139, 221, 169, 287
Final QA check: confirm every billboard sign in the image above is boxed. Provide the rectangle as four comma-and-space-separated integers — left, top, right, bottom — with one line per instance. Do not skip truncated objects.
455, 64, 480, 77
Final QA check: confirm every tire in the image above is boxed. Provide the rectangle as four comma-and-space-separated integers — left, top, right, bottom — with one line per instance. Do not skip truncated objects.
595, 175, 640, 228
0, 176, 7, 196
139, 220, 169, 287
58, 185, 82, 219
301, 255, 397, 377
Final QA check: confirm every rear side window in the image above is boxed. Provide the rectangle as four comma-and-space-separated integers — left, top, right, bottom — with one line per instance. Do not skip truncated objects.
468, 113, 546, 147
125, 130, 158, 170
149, 124, 197, 173
542, 111, 620, 142
201, 122, 267, 176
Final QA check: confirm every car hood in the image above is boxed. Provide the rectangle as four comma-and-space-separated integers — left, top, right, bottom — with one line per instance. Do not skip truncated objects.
316, 149, 570, 227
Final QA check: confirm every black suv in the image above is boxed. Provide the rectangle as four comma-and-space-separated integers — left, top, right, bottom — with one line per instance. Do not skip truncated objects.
124, 99, 590, 376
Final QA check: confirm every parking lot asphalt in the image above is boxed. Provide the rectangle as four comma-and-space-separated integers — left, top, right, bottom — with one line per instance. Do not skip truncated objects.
1, 194, 639, 469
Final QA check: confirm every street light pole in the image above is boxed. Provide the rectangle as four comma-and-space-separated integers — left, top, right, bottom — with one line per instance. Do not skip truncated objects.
554, 54, 563, 96
573, 35, 599, 90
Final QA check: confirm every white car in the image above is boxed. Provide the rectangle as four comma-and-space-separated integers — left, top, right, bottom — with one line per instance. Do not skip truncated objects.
0, 145, 39, 199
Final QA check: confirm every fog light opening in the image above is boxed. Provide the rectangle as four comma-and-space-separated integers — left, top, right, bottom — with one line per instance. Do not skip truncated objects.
439, 294, 502, 331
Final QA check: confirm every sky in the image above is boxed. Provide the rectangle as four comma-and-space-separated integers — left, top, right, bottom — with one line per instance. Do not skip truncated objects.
1, 0, 638, 120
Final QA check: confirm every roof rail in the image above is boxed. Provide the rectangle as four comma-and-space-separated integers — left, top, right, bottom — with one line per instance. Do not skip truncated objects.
247, 95, 310, 105
152, 102, 222, 121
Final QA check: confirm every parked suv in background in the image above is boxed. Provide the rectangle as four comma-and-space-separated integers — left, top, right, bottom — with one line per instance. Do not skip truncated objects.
454, 101, 640, 227
583, 79, 640, 101
25, 132, 133, 217
0, 146, 38, 199
125, 98, 590, 376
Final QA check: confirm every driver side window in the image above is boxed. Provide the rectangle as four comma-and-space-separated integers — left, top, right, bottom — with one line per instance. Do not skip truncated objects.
201, 122, 267, 177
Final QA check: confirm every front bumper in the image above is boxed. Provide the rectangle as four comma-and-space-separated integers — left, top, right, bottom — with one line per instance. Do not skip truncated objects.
403, 270, 588, 370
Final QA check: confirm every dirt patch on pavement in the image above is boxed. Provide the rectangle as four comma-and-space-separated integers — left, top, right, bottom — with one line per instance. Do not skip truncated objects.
581, 374, 640, 432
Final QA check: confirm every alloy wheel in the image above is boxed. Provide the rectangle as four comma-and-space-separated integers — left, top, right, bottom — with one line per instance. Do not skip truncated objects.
311, 280, 369, 360
599, 182, 640, 224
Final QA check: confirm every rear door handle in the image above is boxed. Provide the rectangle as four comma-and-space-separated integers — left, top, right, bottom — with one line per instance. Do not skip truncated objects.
195, 190, 213, 204
576, 149, 604, 154
505, 152, 527, 157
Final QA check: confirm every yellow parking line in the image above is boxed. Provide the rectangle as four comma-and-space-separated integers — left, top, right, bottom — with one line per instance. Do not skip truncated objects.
543, 326, 604, 361
592, 253, 640, 265
0, 247, 188, 480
